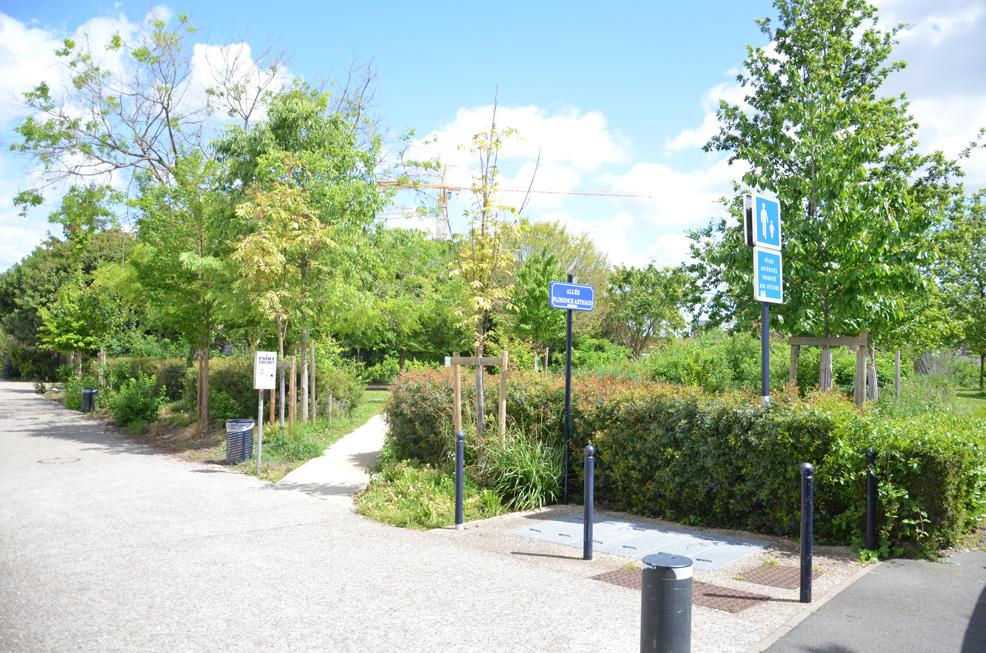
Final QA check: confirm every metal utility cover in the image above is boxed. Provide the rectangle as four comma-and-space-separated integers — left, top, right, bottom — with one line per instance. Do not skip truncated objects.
509, 515, 769, 572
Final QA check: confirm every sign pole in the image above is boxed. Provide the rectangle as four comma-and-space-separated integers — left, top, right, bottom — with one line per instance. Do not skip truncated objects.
257, 390, 264, 475
761, 302, 770, 407
563, 273, 573, 505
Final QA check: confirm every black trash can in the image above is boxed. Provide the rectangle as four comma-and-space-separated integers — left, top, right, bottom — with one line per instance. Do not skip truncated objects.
81, 388, 98, 413
640, 553, 693, 652
225, 419, 254, 465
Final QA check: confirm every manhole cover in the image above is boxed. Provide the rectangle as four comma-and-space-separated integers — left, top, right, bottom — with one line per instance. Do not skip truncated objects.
592, 569, 770, 613
738, 564, 822, 590
38, 458, 80, 464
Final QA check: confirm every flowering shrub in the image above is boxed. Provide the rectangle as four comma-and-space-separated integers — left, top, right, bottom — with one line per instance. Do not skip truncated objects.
386, 368, 986, 557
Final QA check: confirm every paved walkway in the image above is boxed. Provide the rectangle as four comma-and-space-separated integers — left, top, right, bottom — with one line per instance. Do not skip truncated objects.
4, 380, 983, 651
277, 413, 387, 502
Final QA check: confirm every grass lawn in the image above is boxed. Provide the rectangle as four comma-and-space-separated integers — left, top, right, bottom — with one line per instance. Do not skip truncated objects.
953, 388, 986, 417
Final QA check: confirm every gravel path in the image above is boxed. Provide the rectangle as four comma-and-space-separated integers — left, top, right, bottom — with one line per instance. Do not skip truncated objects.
0, 381, 869, 652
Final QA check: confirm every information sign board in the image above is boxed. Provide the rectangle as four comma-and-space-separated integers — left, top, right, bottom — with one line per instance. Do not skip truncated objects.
254, 351, 277, 390
744, 193, 782, 250
549, 281, 595, 311
753, 247, 784, 304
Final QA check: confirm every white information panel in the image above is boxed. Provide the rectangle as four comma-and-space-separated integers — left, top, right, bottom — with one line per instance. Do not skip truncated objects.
254, 351, 277, 390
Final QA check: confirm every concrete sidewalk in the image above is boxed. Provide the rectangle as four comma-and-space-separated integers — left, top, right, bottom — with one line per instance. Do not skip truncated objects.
277, 413, 386, 502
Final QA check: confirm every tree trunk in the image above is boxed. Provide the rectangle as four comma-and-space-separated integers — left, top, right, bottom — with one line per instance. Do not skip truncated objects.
278, 331, 285, 428
309, 340, 316, 421
399, 349, 406, 374
202, 347, 210, 430
301, 329, 309, 423
868, 343, 878, 402
819, 346, 833, 391
980, 354, 984, 391
98, 347, 106, 386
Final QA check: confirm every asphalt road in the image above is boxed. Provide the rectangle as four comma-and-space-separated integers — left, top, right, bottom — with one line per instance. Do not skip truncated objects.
0, 381, 643, 652
767, 542, 986, 652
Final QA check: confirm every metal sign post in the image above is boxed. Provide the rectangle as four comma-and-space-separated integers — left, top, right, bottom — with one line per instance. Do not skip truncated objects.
549, 276, 594, 504
254, 351, 277, 475
745, 193, 783, 407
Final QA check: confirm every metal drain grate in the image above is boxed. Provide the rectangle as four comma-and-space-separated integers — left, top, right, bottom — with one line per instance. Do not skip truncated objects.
692, 582, 769, 613
738, 564, 821, 590
592, 569, 770, 613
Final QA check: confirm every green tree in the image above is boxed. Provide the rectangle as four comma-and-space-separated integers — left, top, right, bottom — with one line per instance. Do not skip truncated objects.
331, 227, 466, 370
508, 248, 567, 355
605, 265, 693, 358
11, 11, 282, 205
450, 102, 523, 356
129, 153, 233, 429
507, 219, 611, 336
695, 0, 960, 388
939, 190, 986, 388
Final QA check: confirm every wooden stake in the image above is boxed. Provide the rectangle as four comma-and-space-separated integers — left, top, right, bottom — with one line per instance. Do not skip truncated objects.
453, 352, 462, 433
289, 354, 297, 433
499, 350, 508, 442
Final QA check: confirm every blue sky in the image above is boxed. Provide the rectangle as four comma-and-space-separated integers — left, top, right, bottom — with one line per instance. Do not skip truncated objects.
2, 0, 985, 272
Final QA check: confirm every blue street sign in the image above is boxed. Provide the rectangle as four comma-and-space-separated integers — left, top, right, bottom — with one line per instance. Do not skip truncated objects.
744, 193, 782, 250
753, 247, 784, 304
549, 281, 595, 311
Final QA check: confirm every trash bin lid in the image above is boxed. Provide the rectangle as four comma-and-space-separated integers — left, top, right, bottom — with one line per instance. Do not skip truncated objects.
642, 553, 693, 570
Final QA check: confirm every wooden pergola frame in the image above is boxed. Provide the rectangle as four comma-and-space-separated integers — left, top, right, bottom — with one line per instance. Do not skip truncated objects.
788, 333, 870, 406
451, 350, 508, 442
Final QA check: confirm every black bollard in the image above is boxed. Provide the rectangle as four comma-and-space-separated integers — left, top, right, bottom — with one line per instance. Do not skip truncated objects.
866, 448, 877, 551
640, 553, 693, 652
584, 445, 595, 561
455, 431, 464, 530
801, 463, 814, 604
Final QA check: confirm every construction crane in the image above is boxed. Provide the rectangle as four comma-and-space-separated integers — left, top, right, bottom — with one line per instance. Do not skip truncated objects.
377, 166, 651, 239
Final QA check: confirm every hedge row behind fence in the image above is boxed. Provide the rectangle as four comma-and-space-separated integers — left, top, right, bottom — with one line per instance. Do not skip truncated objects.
384, 368, 986, 556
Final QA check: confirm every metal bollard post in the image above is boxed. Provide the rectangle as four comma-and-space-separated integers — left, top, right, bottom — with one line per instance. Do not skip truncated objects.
866, 448, 877, 551
640, 553, 692, 652
800, 463, 814, 604
455, 431, 464, 530
584, 445, 594, 561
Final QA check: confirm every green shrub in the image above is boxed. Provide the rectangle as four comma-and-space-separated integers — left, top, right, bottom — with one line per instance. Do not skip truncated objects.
64, 374, 100, 412
182, 357, 255, 420
386, 367, 986, 557
365, 356, 399, 383
480, 430, 563, 510
109, 372, 164, 427
106, 357, 188, 401
317, 363, 364, 418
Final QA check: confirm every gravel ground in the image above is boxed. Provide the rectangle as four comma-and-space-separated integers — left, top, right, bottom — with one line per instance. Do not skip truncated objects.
0, 380, 871, 652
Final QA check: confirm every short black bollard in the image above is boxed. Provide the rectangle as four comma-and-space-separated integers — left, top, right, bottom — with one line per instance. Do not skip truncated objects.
800, 462, 814, 604
866, 448, 877, 551
584, 445, 594, 561
640, 553, 692, 652
455, 431, 465, 530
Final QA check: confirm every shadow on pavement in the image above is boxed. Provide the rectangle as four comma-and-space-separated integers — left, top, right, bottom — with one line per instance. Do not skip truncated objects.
962, 582, 986, 652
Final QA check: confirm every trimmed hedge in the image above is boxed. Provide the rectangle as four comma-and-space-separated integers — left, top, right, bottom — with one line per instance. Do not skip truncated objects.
385, 368, 986, 557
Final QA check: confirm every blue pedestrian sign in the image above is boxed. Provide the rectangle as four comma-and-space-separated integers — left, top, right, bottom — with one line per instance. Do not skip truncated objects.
549, 281, 595, 311
753, 247, 783, 304
744, 193, 782, 251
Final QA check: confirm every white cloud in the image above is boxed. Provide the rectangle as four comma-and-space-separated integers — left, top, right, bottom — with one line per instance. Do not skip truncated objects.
533, 211, 647, 269
601, 157, 743, 228
0, 15, 62, 126
646, 232, 695, 268
411, 103, 631, 177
